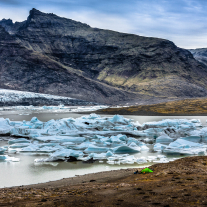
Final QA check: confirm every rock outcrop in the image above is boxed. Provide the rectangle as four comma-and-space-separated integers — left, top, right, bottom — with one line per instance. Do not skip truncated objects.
1, 8, 207, 104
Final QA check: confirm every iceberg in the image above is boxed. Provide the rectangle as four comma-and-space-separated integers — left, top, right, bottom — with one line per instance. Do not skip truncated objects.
142, 119, 197, 130
0, 155, 20, 162
180, 136, 201, 143
0, 118, 13, 135
9, 143, 30, 148
48, 149, 84, 161
153, 143, 167, 151
8, 138, 30, 145
110, 115, 129, 124
162, 139, 206, 155
119, 155, 136, 164
143, 128, 163, 138
8, 148, 17, 154
169, 139, 203, 148
0, 113, 206, 165
34, 136, 85, 143
84, 144, 109, 153
113, 145, 141, 154
0, 147, 6, 155
163, 147, 205, 155
156, 134, 174, 144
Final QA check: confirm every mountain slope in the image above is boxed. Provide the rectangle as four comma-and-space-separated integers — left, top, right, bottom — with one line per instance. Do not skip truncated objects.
1, 8, 207, 103
98, 97, 207, 115
0, 24, 137, 104
189, 48, 207, 67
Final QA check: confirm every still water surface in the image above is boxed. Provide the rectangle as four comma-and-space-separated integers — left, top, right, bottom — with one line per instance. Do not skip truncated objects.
0, 112, 206, 188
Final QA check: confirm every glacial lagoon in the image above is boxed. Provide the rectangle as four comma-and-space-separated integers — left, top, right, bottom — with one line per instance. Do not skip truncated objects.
0, 109, 207, 188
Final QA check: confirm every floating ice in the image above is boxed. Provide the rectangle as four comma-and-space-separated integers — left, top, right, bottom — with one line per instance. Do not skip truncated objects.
0, 114, 206, 165
34, 136, 85, 143
0, 155, 20, 162
136, 157, 147, 164
169, 139, 203, 148
142, 119, 197, 129
163, 139, 206, 155
163, 147, 205, 155
153, 143, 167, 151
8, 148, 17, 154
156, 134, 174, 144
113, 145, 140, 154
0, 147, 6, 155
153, 158, 169, 163
110, 115, 130, 124
8, 138, 30, 145
143, 128, 163, 138
180, 136, 201, 143
84, 144, 109, 153
9, 143, 30, 148
0, 118, 13, 135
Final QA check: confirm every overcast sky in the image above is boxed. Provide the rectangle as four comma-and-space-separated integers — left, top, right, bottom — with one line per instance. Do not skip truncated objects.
0, 0, 206, 49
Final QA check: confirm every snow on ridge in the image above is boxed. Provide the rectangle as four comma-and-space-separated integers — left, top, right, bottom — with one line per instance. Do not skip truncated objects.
0, 89, 73, 102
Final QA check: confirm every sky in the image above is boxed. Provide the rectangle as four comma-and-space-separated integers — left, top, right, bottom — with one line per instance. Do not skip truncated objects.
0, 0, 207, 49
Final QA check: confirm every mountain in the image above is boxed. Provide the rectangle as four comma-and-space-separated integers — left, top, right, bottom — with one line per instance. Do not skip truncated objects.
189, 48, 207, 67
0, 8, 207, 104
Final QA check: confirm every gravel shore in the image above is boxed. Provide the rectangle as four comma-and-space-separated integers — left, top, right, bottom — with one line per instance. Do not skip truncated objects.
1, 156, 207, 206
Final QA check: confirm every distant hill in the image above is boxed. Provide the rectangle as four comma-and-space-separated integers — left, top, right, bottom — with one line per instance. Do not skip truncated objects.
1, 8, 207, 104
97, 97, 207, 115
189, 48, 207, 67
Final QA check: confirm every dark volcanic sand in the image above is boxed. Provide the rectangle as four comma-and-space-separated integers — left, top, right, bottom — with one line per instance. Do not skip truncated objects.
1, 156, 207, 206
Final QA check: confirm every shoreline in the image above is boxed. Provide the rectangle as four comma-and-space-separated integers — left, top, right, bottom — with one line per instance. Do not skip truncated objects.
1, 156, 207, 206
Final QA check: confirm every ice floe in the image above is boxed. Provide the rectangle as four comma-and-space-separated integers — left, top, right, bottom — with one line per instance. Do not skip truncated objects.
0, 155, 20, 162
0, 114, 206, 165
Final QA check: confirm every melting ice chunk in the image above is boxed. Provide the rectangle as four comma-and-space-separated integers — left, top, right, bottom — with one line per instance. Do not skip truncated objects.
8, 138, 30, 145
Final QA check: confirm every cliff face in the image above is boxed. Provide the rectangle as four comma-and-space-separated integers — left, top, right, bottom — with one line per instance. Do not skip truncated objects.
1, 8, 207, 104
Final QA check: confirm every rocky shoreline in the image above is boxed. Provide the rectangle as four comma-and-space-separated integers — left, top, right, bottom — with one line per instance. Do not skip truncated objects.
1, 156, 207, 206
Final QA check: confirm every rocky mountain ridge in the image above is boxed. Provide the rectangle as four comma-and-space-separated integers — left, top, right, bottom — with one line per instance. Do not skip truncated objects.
0, 8, 207, 104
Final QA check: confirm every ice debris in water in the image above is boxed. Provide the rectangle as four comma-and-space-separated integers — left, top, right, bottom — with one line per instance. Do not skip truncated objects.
0, 155, 20, 162
0, 114, 206, 164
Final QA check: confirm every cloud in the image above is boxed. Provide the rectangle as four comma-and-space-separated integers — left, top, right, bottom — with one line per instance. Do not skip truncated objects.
0, 0, 207, 48
0, 0, 23, 6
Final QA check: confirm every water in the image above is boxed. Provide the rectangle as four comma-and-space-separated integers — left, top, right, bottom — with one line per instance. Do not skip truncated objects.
0, 141, 168, 188
0, 112, 206, 188
0, 111, 207, 125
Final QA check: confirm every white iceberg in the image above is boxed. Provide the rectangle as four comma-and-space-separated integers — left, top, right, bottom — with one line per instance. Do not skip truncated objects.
0, 118, 13, 135
156, 134, 174, 144
163, 139, 206, 155
0, 155, 20, 162
153, 143, 167, 151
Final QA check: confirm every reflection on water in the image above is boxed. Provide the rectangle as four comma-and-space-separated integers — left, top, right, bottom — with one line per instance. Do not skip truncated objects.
0, 112, 206, 188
